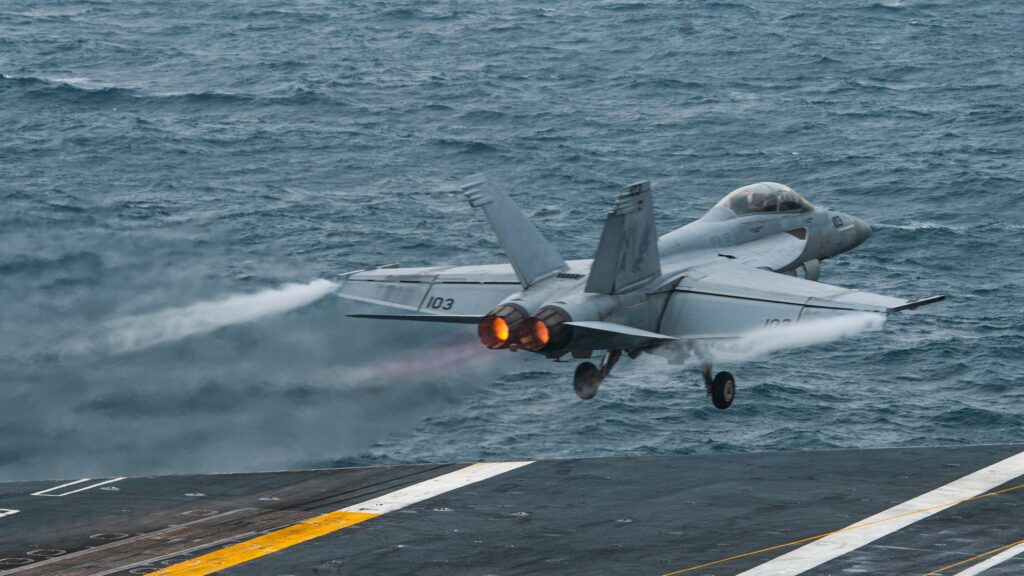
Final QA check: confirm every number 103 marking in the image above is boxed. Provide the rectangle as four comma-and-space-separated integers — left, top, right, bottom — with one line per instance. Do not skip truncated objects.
426, 296, 455, 311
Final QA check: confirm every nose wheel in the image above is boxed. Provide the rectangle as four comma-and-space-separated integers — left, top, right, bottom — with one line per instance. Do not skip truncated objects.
573, 350, 621, 400
702, 364, 736, 409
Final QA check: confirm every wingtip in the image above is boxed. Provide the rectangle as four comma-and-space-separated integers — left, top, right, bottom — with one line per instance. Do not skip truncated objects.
889, 294, 946, 313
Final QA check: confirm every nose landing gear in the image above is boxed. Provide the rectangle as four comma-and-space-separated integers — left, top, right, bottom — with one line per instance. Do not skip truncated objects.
702, 363, 736, 409
573, 350, 621, 400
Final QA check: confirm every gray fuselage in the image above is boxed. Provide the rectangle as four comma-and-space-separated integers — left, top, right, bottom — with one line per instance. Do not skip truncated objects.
500, 202, 872, 358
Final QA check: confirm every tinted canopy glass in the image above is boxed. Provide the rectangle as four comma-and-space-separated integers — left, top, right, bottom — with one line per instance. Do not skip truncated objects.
715, 182, 813, 216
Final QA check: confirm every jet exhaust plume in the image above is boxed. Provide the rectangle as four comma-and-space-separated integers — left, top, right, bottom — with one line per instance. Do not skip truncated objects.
703, 312, 887, 362
27, 285, 504, 481
98, 279, 338, 354
340, 338, 491, 390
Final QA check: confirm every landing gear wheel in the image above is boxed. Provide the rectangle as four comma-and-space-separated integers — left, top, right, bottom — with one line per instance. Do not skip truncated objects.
573, 362, 601, 400
711, 371, 735, 410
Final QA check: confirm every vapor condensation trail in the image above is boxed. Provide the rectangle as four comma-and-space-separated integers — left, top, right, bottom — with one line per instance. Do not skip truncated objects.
99, 279, 338, 353
703, 313, 887, 362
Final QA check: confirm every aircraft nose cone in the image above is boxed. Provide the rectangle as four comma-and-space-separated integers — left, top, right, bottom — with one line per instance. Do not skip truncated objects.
852, 216, 872, 245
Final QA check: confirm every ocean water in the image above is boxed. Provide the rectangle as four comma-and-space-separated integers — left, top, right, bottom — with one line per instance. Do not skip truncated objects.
1, 0, 1021, 481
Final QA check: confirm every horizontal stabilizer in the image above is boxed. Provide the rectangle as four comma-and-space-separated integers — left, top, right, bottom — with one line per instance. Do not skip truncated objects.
888, 294, 946, 313
585, 181, 661, 294
565, 321, 678, 341
565, 320, 677, 350
348, 313, 483, 324
461, 173, 568, 288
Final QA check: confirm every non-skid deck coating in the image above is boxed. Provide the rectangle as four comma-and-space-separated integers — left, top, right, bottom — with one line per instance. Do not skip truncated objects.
2, 445, 1024, 575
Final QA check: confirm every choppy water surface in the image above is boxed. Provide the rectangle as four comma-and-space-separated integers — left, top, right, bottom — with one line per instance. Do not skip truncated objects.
1, 0, 1022, 481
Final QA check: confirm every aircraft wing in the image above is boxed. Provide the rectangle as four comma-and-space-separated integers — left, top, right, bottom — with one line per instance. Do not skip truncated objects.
337, 262, 556, 320
659, 262, 943, 339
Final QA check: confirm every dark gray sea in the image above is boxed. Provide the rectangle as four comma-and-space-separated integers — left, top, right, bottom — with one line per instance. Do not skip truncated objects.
1, 0, 1021, 482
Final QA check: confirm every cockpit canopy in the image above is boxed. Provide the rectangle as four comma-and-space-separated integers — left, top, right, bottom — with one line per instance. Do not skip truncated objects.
714, 182, 814, 216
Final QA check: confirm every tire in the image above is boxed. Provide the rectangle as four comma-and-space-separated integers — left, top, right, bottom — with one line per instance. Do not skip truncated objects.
711, 371, 735, 409
573, 362, 601, 400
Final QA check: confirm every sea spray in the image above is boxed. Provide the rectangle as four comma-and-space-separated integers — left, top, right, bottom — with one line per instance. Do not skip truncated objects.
100, 279, 338, 353
703, 312, 887, 363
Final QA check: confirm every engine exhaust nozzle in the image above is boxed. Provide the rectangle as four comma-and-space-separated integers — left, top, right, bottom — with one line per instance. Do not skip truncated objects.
477, 303, 529, 349
516, 305, 573, 352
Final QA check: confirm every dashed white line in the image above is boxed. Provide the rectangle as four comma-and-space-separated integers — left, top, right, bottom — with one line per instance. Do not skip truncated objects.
31, 477, 125, 497
30, 478, 91, 496
737, 450, 1024, 576
954, 540, 1024, 576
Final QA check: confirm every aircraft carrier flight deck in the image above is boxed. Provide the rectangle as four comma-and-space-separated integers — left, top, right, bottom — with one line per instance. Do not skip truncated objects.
1, 444, 1024, 575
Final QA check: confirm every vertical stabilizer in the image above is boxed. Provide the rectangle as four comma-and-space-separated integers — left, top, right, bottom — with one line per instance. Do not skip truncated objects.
461, 173, 568, 288
585, 181, 661, 294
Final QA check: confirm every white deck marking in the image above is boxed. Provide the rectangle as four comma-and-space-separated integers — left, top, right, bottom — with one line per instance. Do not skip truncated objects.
0, 509, 19, 519
738, 450, 1024, 576
954, 540, 1024, 576
144, 461, 534, 576
31, 477, 125, 497
343, 461, 533, 514
30, 478, 91, 496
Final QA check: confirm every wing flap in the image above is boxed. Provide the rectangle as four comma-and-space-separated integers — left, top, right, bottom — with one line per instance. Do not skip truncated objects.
337, 264, 523, 316
348, 313, 483, 324
338, 277, 432, 311
660, 263, 941, 339
678, 265, 906, 312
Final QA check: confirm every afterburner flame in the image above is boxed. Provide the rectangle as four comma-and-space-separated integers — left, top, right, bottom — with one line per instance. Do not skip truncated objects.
533, 319, 549, 345
477, 303, 529, 350
517, 318, 552, 351
516, 305, 573, 352
493, 317, 510, 342
477, 315, 510, 349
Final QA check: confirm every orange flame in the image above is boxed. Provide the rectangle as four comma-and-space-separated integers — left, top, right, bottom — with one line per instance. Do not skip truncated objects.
477, 316, 510, 349
533, 319, 549, 345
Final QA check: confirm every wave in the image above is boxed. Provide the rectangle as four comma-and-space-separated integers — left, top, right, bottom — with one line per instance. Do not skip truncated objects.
457, 109, 509, 122
0, 73, 135, 98
599, 2, 662, 12
430, 137, 501, 154
866, 1, 906, 10
0, 251, 104, 279
863, 1, 941, 11
875, 221, 967, 234
0, 73, 333, 106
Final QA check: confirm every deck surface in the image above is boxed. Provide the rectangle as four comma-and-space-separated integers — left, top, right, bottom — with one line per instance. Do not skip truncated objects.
2, 445, 1024, 575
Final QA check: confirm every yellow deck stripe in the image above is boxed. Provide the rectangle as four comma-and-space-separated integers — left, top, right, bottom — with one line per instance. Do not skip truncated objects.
150, 462, 532, 575
150, 510, 378, 576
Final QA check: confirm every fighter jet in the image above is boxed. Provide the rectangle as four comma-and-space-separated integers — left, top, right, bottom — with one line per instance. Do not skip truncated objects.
337, 175, 943, 408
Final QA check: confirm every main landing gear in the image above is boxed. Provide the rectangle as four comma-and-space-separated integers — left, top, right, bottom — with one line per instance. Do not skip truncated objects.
571, 353, 735, 408
703, 363, 735, 410
573, 350, 621, 400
